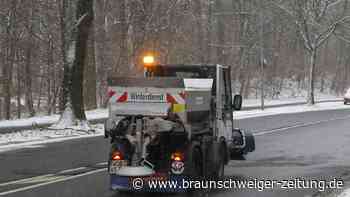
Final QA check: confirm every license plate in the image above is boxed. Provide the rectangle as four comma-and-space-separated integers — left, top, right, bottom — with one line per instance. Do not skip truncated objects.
109, 160, 128, 174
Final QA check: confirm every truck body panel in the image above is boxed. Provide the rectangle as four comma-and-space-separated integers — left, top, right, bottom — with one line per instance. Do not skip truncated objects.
105, 64, 255, 192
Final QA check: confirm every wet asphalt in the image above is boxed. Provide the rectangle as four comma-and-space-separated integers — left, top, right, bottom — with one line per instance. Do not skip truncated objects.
1, 108, 350, 197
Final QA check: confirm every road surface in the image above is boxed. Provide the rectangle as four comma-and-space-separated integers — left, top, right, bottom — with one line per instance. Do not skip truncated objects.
1, 109, 350, 197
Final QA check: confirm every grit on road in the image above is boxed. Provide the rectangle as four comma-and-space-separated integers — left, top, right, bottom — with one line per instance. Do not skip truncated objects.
1, 109, 350, 197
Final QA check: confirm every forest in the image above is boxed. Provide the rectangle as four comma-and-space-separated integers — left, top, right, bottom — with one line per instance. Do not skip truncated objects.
0, 0, 350, 121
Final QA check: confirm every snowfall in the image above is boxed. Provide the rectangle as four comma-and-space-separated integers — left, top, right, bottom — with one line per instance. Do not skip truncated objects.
1, 97, 350, 196
0, 96, 348, 152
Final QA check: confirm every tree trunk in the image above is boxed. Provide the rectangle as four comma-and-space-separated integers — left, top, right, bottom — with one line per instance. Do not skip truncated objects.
244, 74, 251, 99
3, 0, 18, 120
16, 51, 21, 119
70, 0, 94, 120
206, 0, 213, 64
47, 36, 54, 114
3, 60, 13, 120
94, 0, 107, 107
215, 0, 225, 64
114, 0, 129, 75
83, 22, 97, 110
307, 49, 316, 105
193, 0, 205, 63
24, 38, 35, 117
59, 0, 70, 112
24, 0, 35, 117
37, 77, 43, 111
53, 0, 93, 129
320, 73, 325, 93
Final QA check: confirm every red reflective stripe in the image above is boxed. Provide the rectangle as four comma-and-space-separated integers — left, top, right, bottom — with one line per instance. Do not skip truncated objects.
117, 92, 128, 102
108, 90, 116, 98
166, 94, 177, 104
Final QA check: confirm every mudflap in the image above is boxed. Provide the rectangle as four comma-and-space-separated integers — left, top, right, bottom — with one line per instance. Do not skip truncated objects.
110, 174, 188, 193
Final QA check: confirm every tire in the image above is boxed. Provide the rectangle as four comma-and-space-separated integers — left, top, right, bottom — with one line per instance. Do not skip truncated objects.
345, 101, 348, 105
213, 144, 225, 179
188, 146, 203, 179
185, 147, 203, 193
192, 148, 203, 178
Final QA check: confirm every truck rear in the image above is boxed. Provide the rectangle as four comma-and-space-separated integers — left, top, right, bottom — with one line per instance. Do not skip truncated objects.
104, 64, 255, 192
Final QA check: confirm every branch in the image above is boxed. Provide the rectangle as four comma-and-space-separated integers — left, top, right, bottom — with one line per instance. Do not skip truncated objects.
75, 13, 88, 28
334, 31, 350, 43
317, 0, 334, 21
269, 0, 350, 50
300, 18, 313, 51
213, 11, 253, 16
268, 1, 312, 51
209, 43, 249, 48
68, 13, 88, 32
316, 15, 350, 47
315, 23, 337, 48
328, 0, 347, 8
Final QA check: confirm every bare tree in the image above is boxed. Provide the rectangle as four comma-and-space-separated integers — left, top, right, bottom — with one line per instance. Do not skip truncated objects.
0, 0, 349, 121
2, 0, 18, 120
83, 15, 97, 110
273, 0, 350, 104
114, 0, 129, 75
53, 0, 94, 129
24, 0, 36, 117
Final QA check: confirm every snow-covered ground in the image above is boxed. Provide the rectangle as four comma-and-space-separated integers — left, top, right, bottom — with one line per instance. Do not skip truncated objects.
0, 124, 105, 153
0, 109, 107, 130
243, 96, 342, 107
0, 99, 349, 152
0, 109, 108, 153
235, 101, 349, 120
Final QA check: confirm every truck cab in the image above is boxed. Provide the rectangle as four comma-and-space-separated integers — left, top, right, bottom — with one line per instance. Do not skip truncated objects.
105, 64, 255, 192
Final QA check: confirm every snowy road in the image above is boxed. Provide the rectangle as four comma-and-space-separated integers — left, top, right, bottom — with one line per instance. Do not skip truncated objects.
1, 109, 350, 196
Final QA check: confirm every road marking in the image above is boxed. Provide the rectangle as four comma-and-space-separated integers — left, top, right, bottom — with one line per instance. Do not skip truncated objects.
59, 167, 87, 174
21, 175, 67, 184
254, 115, 350, 136
96, 162, 108, 166
0, 168, 106, 196
0, 174, 54, 187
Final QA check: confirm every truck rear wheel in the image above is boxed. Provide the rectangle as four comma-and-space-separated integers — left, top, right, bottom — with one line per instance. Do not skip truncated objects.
213, 144, 225, 179
189, 147, 203, 178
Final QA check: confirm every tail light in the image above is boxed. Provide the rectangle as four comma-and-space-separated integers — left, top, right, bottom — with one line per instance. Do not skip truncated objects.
111, 150, 123, 161
171, 152, 184, 162
171, 152, 185, 175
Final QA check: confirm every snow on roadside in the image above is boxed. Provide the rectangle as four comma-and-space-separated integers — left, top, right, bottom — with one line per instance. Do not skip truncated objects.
0, 109, 108, 130
0, 124, 104, 153
235, 102, 350, 120
243, 96, 342, 107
